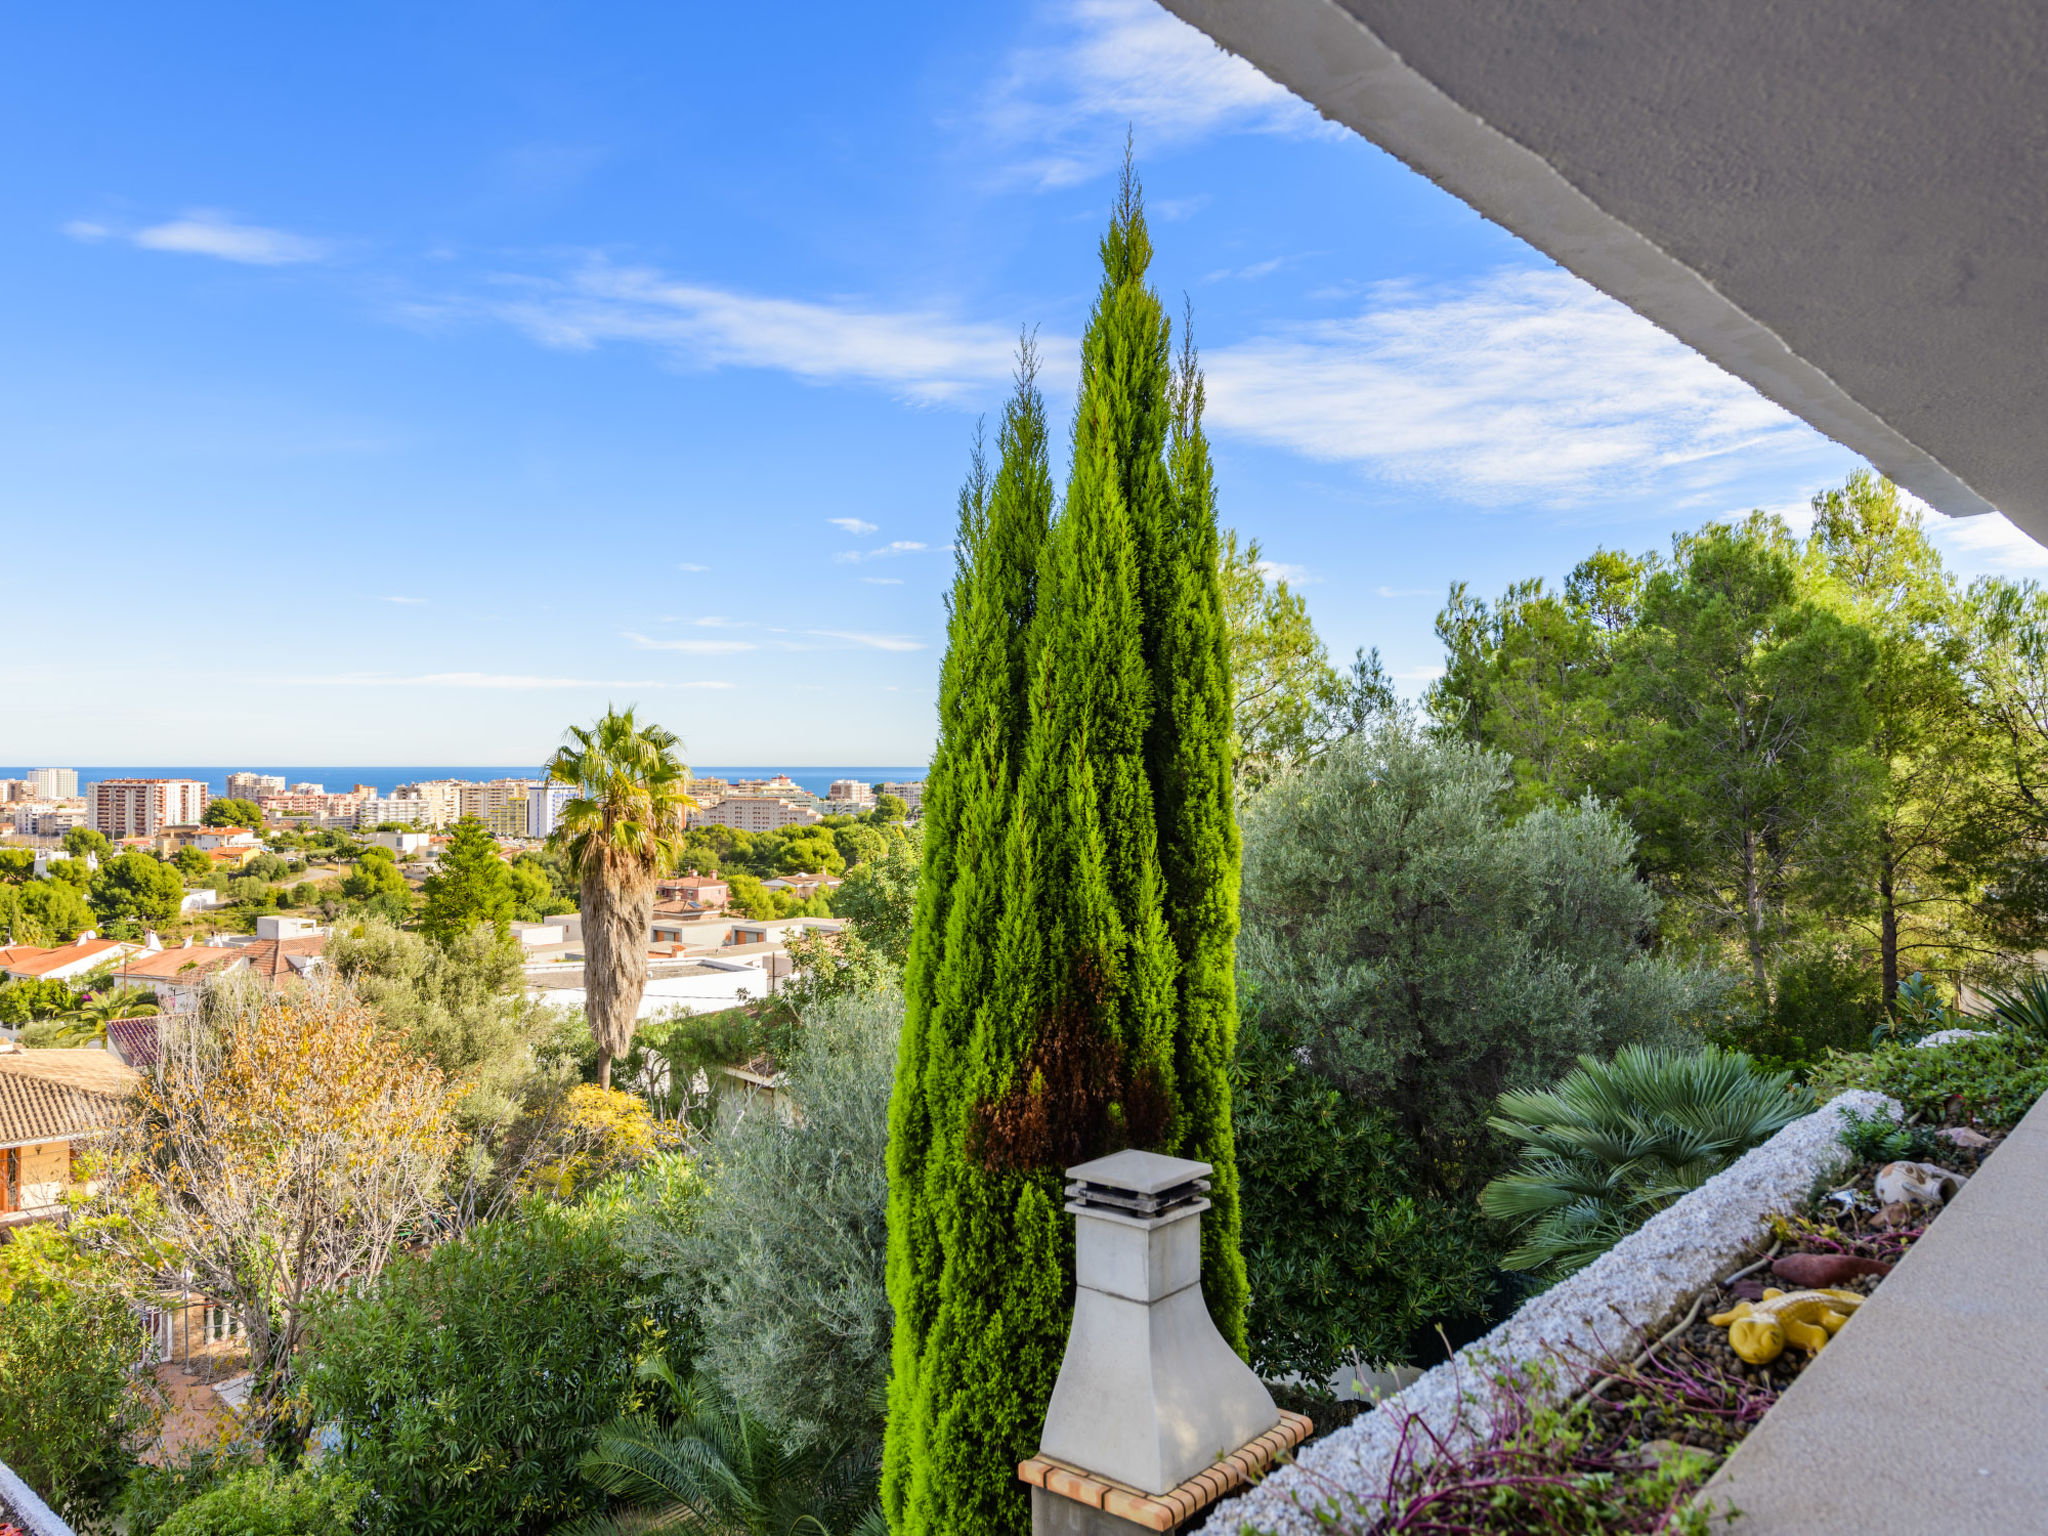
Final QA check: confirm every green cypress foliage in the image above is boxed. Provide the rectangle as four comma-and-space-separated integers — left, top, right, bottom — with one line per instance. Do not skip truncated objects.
885, 163, 1243, 1536
1154, 312, 1248, 1349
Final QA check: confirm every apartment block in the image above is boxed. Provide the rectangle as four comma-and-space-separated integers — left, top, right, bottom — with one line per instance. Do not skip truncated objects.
878, 781, 926, 814
226, 772, 287, 800
90, 778, 209, 839
526, 783, 576, 839
827, 779, 876, 807
27, 768, 78, 799
353, 797, 431, 829
393, 780, 465, 828
692, 795, 823, 833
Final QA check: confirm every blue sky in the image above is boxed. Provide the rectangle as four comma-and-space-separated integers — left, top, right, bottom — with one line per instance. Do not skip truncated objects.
9, 1, 2045, 765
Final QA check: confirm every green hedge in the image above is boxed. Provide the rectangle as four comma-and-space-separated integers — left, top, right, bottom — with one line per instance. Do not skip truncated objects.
1812, 1029, 2048, 1128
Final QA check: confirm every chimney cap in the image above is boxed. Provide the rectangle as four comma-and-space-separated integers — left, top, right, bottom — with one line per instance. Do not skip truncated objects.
1066, 1149, 1211, 1193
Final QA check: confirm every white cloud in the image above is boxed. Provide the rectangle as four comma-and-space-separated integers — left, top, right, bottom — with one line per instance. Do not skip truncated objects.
381, 595, 427, 605
830, 517, 879, 535
1930, 512, 2048, 573
623, 631, 758, 655
808, 630, 927, 652
62, 220, 110, 242
478, 261, 1038, 405
833, 540, 931, 564
988, 0, 1327, 187
1255, 559, 1315, 585
1205, 268, 1834, 506
128, 212, 331, 265
677, 562, 710, 572
860, 576, 905, 585
1205, 257, 1285, 283
303, 671, 726, 690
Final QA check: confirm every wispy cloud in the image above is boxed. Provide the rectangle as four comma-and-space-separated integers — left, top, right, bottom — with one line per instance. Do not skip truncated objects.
1256, 559, 1316, 585
830, 517, 879, 535
987, 0, 1328, 188
1205, 269, 1834, 506
807, 630, 926, 652
1931, 512, 2048, 572
677, 562, 709, 573
859, 576, 905, 585
462, 261, 1039, 405
833, 540, 930, 564
623, 631, 758, 655
1205, 257, 1286, 283
381, 595, 427, 605
68, 211, 333, 265
302, 671, 727, 690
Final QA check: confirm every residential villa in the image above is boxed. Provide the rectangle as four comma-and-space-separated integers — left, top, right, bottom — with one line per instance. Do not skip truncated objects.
0, 1042, 136, 1226
0, 934, 142, 984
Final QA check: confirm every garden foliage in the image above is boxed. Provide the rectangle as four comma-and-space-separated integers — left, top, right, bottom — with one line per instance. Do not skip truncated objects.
303, 1201, 648, 1536
153, 1465, 363, 1536
1811, 1029, 2048, 1128
1232, 1006, 1497, 1380
1239, 720, 1717, 1201
1479, 1044, 1813, 1277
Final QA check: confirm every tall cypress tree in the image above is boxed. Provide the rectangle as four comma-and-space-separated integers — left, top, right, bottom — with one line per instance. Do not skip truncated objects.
885, 343, 1054, 1536
885, 165, 1243, 1536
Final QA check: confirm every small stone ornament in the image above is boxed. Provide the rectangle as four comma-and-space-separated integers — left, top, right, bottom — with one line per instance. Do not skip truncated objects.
1873, 1160, 1967, 1209
1709, 1287, 1865, 1364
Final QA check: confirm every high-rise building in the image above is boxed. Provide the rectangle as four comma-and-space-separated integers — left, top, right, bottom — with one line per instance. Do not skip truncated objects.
27, 769, 78, 799
353, 797, 431, 829
226, 772, 287, 801
526, 783, 577, 839
393, 780, 465, 828
878, 780, 926, 814
457, 778, 540, 825
91, 778, 210, 839
827, 779, 876, 806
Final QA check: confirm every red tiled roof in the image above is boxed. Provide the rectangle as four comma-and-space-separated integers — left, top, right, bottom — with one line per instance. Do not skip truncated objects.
0, 1048, 137, 1147
116, 946, 246, 983
3, 938, 132, 978
106, 1018, 161, 1069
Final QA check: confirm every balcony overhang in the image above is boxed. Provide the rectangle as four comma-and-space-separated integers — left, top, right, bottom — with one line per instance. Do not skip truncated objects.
1157, 0, 2048, 539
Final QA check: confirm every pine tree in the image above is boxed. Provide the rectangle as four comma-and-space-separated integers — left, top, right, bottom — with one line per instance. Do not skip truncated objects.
884, 160, 1245, 1536
420, 817, 515, 948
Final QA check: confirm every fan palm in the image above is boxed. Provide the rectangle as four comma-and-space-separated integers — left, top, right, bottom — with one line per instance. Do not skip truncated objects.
45, 987, 160, 1047
546, 707, 692, 1089
558, 1355, 880, 1536
1479, 1043, 1813, 1278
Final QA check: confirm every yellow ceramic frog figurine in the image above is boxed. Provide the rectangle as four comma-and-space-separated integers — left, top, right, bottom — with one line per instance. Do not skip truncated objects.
1708, 1287, 1865, 1364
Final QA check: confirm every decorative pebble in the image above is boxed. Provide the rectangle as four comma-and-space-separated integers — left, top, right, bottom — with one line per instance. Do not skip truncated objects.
1940, 1126, 1993, 1150
1772, 1253, 1892, 1287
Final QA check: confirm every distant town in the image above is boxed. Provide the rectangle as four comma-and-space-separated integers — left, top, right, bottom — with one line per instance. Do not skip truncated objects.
0, 767, 926, 1027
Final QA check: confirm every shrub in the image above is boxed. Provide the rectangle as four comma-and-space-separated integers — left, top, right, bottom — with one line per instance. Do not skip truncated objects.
0, 1224, 163, 1515
120, 1444, 259, 1536
155, 1466, 362, 1536
563, 1356, 880, 1536
1479, 1044, 1813, 1278
1714, 946, 1882, 1070
303, 1202, 649, 1535
666, 987, 898, 1453
1233, 1008, 1499, 1380
1239, 722, 1721, 1200
1811, 1029, 2048, 1128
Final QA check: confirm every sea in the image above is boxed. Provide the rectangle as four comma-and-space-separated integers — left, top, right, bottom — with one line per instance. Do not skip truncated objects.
2, 766, 929, 798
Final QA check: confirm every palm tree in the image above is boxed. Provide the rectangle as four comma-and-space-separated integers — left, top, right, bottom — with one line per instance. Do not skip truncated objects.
45, 986, 160, 1047
546, 707, 692, 1089
1479, 1043, 1814, 1278
559, 1355, 881, 1536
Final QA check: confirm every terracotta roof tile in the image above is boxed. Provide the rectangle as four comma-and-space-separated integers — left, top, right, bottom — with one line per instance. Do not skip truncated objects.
0, 1049, 135, 1147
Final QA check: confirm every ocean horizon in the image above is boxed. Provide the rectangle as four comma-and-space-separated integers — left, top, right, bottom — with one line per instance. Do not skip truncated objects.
2, 766, 930, 799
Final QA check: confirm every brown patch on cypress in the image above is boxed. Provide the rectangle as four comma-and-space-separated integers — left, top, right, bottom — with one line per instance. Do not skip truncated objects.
974, 954, 1171, 1171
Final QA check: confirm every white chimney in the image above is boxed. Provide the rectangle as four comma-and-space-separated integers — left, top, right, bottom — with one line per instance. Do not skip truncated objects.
1036, 1150, 1280, 1496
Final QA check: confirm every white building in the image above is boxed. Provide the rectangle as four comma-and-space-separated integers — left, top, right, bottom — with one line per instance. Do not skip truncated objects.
394, 780, 465, 828
90, 778, 209, 839
354, 797, 431, 829
692, 796, 823, 833
877, 781, 925, 814
827, 779, 876, 808
226, 772, 286, 800
527, 783, 576, 838
27, 769, 78, 799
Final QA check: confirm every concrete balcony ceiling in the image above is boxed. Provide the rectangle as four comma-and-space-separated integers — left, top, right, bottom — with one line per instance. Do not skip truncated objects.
1157, 0, 2048, 540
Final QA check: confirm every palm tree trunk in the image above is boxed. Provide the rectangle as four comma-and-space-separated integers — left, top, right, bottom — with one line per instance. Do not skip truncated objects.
582, 866, 655, 1088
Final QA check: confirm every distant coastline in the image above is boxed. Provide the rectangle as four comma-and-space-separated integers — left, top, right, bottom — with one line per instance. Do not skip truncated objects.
0, 766, 929, 799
